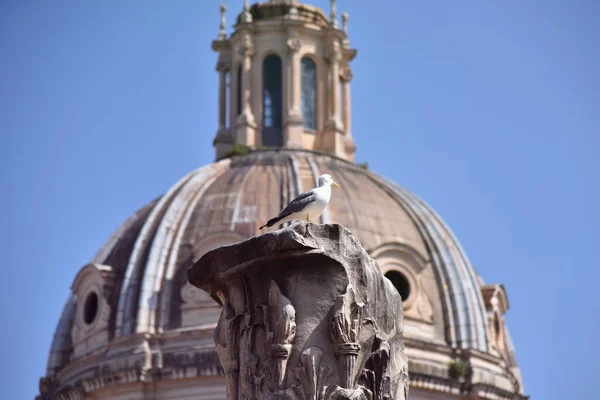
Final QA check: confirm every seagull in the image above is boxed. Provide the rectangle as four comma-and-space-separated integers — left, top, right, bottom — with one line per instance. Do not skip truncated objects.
259, 173, 340, 230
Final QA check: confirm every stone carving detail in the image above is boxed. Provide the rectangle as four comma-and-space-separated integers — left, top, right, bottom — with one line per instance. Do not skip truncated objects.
415, 291, 433, 322
361, 337, 391, 400
341, 68, 353, 82
237, 32, 254, 57
266, 280, 297, 388
293, 347, 332, 400
287, 37, 302, 53
329, 286, 363, 389
214, 300, 243, 398
216, 59, 231, 72
188, 222, 408, 399
325, 41, 342, 63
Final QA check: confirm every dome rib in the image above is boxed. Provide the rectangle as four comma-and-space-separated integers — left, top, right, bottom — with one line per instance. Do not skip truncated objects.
115, 169, 200, 337
46, 294, 76, 375
158, 168, 244, 331
376, 176, 489, 351
136, 161, 231, 334
90, 200, 160, 266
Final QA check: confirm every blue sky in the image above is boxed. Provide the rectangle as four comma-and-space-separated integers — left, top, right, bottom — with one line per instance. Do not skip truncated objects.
1, 1, 598, 398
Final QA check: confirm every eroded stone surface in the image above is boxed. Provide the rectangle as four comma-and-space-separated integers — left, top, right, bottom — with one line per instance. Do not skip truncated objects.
188, 222, 408, 400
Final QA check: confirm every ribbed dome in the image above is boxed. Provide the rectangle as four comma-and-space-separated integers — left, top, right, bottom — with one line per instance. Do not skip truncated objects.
44, 150, 524, 399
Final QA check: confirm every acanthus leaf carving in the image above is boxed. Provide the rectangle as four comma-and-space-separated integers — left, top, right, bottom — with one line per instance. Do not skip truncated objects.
266, 280, 297, 389
362, 337, 392, 400
214, 299, 243, 399
329, 285, 364, 389
325, 385, 372, 400
293, 347, 332, 400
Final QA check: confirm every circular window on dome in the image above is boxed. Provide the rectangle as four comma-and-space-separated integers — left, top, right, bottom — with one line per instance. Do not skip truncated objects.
385, 270, 411, 301
83, 292, 99, 325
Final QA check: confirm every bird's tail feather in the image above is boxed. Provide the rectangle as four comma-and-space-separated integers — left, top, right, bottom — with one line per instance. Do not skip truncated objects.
259, 213, 291, 230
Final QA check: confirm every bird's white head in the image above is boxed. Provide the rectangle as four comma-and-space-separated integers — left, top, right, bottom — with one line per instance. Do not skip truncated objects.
318, 174, 340, 188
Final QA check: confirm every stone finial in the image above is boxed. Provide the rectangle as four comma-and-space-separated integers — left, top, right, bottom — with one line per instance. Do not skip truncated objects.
241, 0, 253, 23
330, 0, 338, 28
218, 3, 227, 40
289, 0, 298, 16
188, 222, 409, 399
342, 12, 349, 34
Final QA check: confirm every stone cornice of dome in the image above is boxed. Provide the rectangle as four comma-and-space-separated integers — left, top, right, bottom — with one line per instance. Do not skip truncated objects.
53, 369, 140, 400
47, 334, 523, 399
403, 337, 455, 356
234, 2, 330, 29
408, 372, 462, 395
406, 345, 525, 398
470, 383, 530, 400
50, 352, 222, 400
224, 147, 363, 170
405, 337, 517, 372
45, 330, 222, 399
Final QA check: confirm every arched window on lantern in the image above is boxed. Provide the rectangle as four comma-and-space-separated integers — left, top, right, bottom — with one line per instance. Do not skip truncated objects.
301, 57, 317, 131
262, 54, 283, 147
236, 64, 242, 117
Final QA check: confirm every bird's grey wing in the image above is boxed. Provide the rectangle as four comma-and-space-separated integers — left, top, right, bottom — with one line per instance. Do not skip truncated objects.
277, 190, 316, 217
260, 190, 316, 229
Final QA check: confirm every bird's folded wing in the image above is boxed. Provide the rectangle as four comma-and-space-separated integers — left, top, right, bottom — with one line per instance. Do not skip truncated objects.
277, 190, 316, 217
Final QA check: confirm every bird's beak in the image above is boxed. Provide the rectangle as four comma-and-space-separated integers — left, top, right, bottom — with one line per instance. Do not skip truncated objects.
333, 182, 340, 188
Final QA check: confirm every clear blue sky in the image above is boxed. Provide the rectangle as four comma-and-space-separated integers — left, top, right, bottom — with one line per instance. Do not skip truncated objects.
1, 1, 598, 398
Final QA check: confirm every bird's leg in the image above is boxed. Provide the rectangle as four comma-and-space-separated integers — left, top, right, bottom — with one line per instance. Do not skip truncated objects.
304, 215, 310, 237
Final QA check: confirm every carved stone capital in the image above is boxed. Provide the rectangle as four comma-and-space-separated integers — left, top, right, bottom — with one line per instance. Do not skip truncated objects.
237, 43, 254, 58
216, 59, 231, 72
287, 37, 302, 53
237, 33, 254, 58
188, 222, 408, 399
326, 43, 342, 64
341, 68, 353, 82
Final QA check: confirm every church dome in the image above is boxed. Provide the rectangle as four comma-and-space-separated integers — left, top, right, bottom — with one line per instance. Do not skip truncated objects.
42, 150, 525, 400
39, 1, 526, 399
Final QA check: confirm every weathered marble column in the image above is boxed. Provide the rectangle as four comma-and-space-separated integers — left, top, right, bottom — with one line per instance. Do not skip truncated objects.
235, 30, 257, 146
212, 59, 234, 160
326, 41, 342, 132
322, 40, 347, 160
284, 31, 304, 149
341, 68, 352, 137
188, 222, 409, 400
218, 65, 227, 130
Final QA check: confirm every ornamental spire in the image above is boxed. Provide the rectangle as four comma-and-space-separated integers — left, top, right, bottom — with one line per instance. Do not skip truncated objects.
341, 12, 349, 47
330, 0, 338, 28
218, 3, 227, 40
241, 0, 252, 23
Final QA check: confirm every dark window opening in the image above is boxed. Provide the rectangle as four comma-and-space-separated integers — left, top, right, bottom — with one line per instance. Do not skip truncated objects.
301, 57, 317, 130
262, 54, 283, 146
236, 65, 243, 117
385, 270, 411, 301
83, 292, 99, 325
